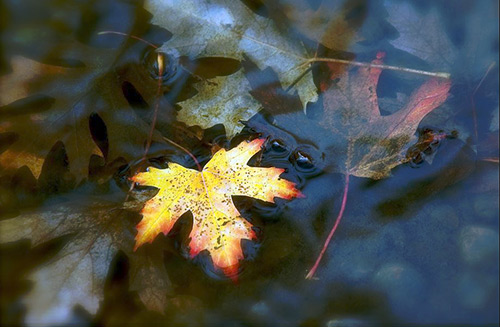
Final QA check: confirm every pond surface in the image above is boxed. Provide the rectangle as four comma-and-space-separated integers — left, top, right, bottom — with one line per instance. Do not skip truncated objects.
0, 0, 498, 326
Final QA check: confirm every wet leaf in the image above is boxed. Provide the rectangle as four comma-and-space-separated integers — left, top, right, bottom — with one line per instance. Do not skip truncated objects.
176, 70, 260, 138
131, 138, 303, 277
0, 42, 168, 182
319, 54, 451, 178
0, 198, 171, 325
145, 0, 319, 134
248, 54, 451, 179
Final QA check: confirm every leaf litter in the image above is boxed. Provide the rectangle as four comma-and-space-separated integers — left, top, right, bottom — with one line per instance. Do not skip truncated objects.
1, 0, 495, 325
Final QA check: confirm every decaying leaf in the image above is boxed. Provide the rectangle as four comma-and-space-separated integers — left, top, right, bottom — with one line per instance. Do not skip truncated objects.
0, 198, 171, 325
0, 43, 167, 181
176, 70, 260, 138
145, 0, 318, 134
247, 53, 451, 179
131, 138, 303, 277
319, 53, 451, 178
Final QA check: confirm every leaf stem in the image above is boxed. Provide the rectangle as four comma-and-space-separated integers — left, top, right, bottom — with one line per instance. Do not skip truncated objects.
304, 57, 451, 79
143, 53, 164, 158
147, 55, 203, 172
306, 173, 350, 280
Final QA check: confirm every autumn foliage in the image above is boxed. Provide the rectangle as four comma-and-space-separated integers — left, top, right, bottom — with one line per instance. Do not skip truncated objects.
131, 139, 303, 277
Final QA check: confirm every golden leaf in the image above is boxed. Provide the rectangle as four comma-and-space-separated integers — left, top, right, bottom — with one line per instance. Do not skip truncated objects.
131, 139, 303, 277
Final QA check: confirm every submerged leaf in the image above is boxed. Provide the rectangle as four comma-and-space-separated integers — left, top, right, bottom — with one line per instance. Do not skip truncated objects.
129, 246, 171, 313
145, 0, 318, 134
177, 70, 260, 138
247, 54, 451, 179
0, 42, 167, 181
385, 1, 456, 69
0, 199, 171, 325
320, 53, 451, 179
131, 139, 303, 277
280, 0, 365, 51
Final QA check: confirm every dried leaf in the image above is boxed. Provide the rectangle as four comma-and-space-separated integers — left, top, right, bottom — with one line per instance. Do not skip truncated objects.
131, 138, 303, 277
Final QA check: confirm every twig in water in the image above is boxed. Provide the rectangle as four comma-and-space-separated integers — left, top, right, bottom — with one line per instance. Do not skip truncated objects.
306, 174, 350, 280
162, 137, 202, 172
481, 157, 499, 163
299, 57, 451, 79
97, 31, 158, 49
97, 31, 202, 203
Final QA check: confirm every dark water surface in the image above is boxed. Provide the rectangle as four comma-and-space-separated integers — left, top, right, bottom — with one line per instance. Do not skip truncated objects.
0, 0, 498, 326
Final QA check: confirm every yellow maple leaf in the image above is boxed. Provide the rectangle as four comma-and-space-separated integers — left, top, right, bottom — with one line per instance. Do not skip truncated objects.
131, 139, 303, 277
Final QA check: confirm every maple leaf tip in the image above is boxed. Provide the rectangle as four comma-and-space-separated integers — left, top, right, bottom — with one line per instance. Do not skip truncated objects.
286, 188, 305, 200
189, 246, 199, 258
250, 138, 266, 148
296, 190, 306, 199
222, 264, 240, 282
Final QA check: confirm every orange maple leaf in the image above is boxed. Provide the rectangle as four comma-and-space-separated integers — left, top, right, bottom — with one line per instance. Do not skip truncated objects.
131, 139, 303, 277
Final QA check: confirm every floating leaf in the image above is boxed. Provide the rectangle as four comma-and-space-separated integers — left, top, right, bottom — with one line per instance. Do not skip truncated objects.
131, 138, 303, 277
